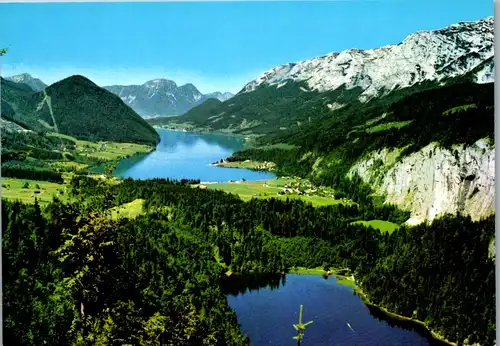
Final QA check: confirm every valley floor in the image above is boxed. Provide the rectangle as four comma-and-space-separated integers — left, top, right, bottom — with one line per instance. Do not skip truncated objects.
197, 177, 355, 207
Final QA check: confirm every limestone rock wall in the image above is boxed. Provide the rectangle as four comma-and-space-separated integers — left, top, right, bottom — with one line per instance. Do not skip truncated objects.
349, 139, 495, 225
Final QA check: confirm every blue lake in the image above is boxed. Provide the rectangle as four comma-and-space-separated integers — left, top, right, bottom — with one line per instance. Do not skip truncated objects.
113, 129, 276, 181
225, 274, 447, 346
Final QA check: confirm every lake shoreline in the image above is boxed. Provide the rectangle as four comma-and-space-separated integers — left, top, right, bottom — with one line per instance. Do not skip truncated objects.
290, 267, 460, 346
226, 272, 447, 346
209, 159, 277, 172
354, 288, 459, 346
87, 149, 153, 175
202, 163, 464, 345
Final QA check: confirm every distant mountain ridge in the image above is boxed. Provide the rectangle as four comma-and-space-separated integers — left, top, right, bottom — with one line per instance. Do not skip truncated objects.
104, 79, 233, 117
205, 91, 234, 102
147, 98, 223, 128
4, 74, 234, 118
6, 73, 48, 92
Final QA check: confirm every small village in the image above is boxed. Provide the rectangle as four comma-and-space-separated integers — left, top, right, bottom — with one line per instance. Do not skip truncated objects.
246, 160, 276, 171
275, 177, 337, 199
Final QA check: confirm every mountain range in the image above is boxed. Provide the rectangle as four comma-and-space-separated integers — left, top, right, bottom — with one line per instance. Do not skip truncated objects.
4, 73, 234, 118
103, 80, 233, 117
242, 17, 494, 97
157, 17, 494, 134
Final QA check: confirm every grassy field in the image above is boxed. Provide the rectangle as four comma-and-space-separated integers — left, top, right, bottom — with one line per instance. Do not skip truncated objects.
335, 276, 358, 289
1, 178, 68, 205
109, 199, 145, 220
202, 178, 352, 207
258, 143, 298, 150
47, 132, 154, 162
351, 219, 400, 234
365, 120, 413, 133
442, 103, 477, 116
288, 267, 326, 275
214, 161, 259, 169
80, 142, 153, 161
1, 173, 115, 206
48, 160, 89, 171
288, 266, 358, 289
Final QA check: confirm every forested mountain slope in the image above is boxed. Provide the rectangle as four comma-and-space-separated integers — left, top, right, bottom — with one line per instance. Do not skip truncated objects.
1, 75, 160, 146
228, 81, 495, 224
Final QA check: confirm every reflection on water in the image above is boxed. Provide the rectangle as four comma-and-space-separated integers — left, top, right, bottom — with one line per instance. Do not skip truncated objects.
365, 304, 449, 346
157, 131, 245, 153
111, 129, 276, 182
220, 273, 285, 296
225, 274, 446, 346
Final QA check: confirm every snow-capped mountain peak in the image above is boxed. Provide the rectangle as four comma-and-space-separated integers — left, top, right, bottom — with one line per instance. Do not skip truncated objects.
241, 17, 494, 102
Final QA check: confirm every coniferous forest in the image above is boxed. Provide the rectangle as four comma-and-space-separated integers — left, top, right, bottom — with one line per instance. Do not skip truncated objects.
1, 7, 496, 346
3, 175, 495, 345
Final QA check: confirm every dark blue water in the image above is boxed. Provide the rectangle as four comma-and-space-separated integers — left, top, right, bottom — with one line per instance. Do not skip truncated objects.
113, 129, 276, 181
226, 274, 445, 346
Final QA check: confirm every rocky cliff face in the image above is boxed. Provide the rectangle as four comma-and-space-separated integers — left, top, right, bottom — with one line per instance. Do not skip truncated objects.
349, 138, 495, 225
242, 17, 493, 103
475, 58, 495, 84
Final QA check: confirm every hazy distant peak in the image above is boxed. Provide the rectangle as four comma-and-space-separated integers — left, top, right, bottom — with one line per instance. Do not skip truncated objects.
104, 78, 234, 117
143, 78, 178, 89
204, 91, 234, 102
6, 73, 47, 92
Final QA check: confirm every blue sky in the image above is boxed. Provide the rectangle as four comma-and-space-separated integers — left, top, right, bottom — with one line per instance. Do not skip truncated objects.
0, 0, 493, 94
